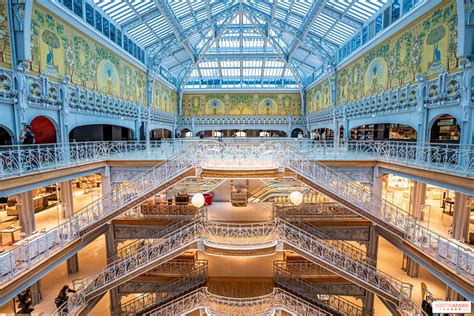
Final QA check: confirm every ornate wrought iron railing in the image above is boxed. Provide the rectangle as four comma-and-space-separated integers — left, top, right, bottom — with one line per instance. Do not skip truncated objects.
0, 140, 190, 178
274, 260, 335, 276
122, 203, 200, 219
273, 203, 356, 219
119, 260, 208, 315
274, 204, 374, 266
55, 218, 420, 315
285, 145, 474, 283
274, 262, 364, 316
0, 139, 471, 179
291, 140, 474, 177
147, 287, 333, 316
0, 145, 197, 288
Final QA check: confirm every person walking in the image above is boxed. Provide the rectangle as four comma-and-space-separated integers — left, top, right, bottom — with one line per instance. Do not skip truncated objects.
54, 285, 77, 311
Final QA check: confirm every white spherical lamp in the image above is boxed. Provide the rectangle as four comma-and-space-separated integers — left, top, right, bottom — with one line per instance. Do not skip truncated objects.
191, 193, 205, 208
289, 191, 303, 206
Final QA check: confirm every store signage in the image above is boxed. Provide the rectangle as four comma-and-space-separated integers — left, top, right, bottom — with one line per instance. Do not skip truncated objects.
432, 301, 471, 314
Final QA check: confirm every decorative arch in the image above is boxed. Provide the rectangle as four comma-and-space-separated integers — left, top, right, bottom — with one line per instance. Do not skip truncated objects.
0, 124, 13, 145
69, 124, 134, 142
291, 128, 304, 138
150, 128, 172, 140
429, 114, 460, 144
30, 115, 57, 144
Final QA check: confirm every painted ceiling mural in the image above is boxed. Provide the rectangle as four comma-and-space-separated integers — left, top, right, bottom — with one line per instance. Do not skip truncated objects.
337, 0, 458, 105
30, 4, 146, 105
0, 1, 11, 68
182, 93, 302, 117
151, 79, 178, 114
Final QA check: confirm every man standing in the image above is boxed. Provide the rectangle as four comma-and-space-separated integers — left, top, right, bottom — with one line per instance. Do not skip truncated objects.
20, 125, 35, 144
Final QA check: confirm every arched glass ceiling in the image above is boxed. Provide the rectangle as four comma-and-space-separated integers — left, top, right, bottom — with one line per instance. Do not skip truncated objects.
91, 0, 407, 89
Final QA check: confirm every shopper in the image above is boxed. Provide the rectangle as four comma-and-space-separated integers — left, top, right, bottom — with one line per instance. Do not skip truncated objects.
20, 125, 35, 145
54, 285, 77, 310
17, 288, 34, 314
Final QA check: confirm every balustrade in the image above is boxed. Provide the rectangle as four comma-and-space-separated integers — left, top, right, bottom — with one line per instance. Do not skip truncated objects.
54, 218, 421, 315
285, 146, 473, 283
0, 145, 197, 288
119, 260, 207, 315
274, 262, 363, 316
147, 287, 332, 316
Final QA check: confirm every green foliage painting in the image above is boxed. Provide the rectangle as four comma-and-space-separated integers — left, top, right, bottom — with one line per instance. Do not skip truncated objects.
335, 0, 459, 105
30, 4, 147, 105
0, 2, 11, 67
182, 93, 301, 116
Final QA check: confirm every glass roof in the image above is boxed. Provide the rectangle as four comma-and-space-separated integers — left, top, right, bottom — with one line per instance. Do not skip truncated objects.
91, 0, 395, 88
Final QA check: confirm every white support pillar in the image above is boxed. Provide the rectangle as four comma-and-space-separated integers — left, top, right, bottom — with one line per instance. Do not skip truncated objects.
372, 166, 383, 198
17, 191, 35, 235
59, 180, 79, 274
17, 191, 42, 304
102, 166, 112, 197
453, 192, 471, 242
405, 181, 427, 278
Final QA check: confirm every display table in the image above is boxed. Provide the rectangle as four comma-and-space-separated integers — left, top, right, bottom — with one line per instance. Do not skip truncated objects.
0, 226, 21, 245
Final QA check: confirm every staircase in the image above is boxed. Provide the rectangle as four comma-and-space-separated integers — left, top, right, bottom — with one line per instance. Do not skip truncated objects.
119, 260, 207, 315
172, 178, 224, 194
278, 218, 423, 315
274, 261, 364, 316
284, 145, 474, 288
274, 204, 374, 266
0, 145, 197, 299
145, 287, 333, 316
55, 217, 421, 315
248, 178, 309, 203
53, 219, 203, 315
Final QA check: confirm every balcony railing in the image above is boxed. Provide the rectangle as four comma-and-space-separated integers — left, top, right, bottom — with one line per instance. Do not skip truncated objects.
148, 287, 332, 316
1, 139, 471, 179
0, 140, 191, 179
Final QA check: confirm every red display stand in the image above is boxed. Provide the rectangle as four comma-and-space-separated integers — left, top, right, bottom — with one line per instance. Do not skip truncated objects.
203, 193, 213, 206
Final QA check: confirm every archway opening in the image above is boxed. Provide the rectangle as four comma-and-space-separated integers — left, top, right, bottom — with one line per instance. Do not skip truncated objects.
430, 115, 460, 144
30, 116, 57, 144
0, 126, 12, 145
180, 129, 192, 138
291, 128, 304, 138
69, 124, 133, 142
349, 124, 417, 141
150, 128, 172, 140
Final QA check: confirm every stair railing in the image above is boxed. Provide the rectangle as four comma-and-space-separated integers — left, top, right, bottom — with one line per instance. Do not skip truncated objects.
0, 144, 198, 286
283, 144, 473, 282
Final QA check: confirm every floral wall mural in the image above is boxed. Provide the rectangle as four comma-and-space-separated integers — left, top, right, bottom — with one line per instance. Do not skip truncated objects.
182, 93, 301, 116
306, 79, 331, 113
336, 0, 458, 105
151, 80, 178, 114
30, 4, 146, 105
0, 1, 11, 68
